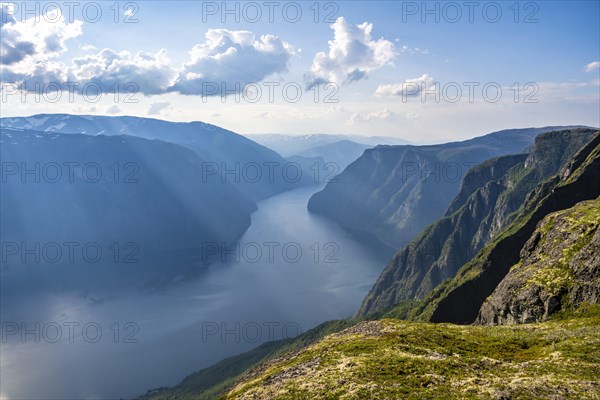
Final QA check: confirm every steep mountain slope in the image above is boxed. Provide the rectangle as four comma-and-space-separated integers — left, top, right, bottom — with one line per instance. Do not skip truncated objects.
221, 317, 600, 399
358, 129, 596, 317
308, 126, 585, 249
411, 132, 600, 324
477, 198, 600, 325
0, 128, 255, 264
0, 114, 300, 201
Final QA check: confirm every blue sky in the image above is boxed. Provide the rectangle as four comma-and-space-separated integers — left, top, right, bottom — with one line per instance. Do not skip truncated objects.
1, 1, 599, 142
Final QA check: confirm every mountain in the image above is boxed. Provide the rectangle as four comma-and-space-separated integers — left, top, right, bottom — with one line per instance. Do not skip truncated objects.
357, 129, 597, 317
407, 131, 600, 324
308, 126, 589, 250
0, 114, 302, 201
296, 140, 370, 171
244, 133, 409, 157
477, 198, 599, 325
0, 128, 256, 273
137, 128, 600, 400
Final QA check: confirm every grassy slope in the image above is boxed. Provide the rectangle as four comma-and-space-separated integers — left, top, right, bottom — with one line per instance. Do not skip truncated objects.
139, 320, 356, 400
224, 312, 600, 399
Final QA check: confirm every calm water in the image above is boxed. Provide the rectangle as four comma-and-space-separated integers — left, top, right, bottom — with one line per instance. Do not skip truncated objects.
0, 185, 390, 399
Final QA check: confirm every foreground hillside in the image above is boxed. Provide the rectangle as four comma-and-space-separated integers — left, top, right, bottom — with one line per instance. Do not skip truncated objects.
224, 315, 600, 399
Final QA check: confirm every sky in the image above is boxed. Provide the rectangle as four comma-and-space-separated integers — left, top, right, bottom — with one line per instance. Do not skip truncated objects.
1, 0, 599, 143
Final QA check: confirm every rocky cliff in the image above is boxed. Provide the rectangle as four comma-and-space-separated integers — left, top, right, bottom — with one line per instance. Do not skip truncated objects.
358, 129, 596, 317
308, 126, 586, 249
477, 198, 600, 324
421, 132, 600, 324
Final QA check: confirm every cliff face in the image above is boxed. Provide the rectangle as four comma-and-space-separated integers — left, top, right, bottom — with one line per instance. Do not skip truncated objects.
357, 129, 596, 317
423, 132, 600, 324
477, 198, 600, 324
307, 127, 575, 249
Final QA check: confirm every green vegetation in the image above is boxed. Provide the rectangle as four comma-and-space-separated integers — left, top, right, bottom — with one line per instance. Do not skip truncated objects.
140, 320, 357, 400
224, 316, 600, 399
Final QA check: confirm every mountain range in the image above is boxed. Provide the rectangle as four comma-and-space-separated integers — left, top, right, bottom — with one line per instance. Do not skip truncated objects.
308, 126, 590, 250
1, 114, 304, 201
139, 127, 600, 399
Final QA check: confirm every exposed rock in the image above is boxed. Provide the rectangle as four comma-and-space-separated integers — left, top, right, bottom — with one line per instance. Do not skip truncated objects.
477, 199, 600, 324
357, 129, 596, 317
426, 132, 600, 324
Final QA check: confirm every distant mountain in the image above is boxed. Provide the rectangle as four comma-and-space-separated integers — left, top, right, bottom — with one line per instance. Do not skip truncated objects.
308, 126, 589, 250
0, 114, 303, 201
357, 128, 597, 317
296, 140, 371, 171
245, 133, 410, 157
0, 128, 256, 274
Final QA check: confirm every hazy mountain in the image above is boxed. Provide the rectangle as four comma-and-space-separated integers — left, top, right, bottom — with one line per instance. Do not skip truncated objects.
0, 114, 304, 201
357, 129, 597, 317
308, 126, 589, 250
245, 133, 410, 157
296, 140, 371, 170
1, 128, 256, 275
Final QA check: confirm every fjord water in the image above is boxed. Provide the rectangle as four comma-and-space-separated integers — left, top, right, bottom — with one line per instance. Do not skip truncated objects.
0, 185, 390, 399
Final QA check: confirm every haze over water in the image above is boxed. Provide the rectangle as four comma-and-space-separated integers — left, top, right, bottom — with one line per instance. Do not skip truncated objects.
0, 185, 389, 399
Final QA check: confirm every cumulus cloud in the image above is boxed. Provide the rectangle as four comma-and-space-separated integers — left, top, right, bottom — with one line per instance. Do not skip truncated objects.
69, 48, 176, 95
1, 12, 294, 98
349, 108, 398, 124
584, 61, 600, 72
306, 17, 396, 87
0, 7, 82, 67
375, 74, 435, 97
147, 101, 171, 115
168, 29, 294, 95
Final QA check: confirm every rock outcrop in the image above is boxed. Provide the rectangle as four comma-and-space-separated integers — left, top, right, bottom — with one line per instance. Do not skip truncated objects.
477, 198, 600, 324
424, 132, 600, 324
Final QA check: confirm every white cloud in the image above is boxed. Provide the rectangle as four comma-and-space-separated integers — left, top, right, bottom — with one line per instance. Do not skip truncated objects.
399, 45, 429, 55
2, 16, 294, 98
80, 44, 97, 51
147, 101, 171, 115
307, 17, 396, 87
349, 108, 398, 124
69, 48, 176, 95
375, 74, 435, 97
168, 29, 294, 95
0, 5, 82, 84
106, 104, 122, 114
584, 61, 600, 72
